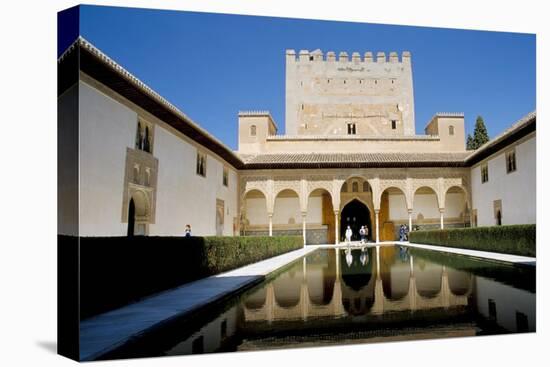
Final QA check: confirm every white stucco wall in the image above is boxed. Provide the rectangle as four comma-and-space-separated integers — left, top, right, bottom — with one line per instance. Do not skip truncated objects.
78, 79, 238, 237
245, 196, 322, 225
58, 83, 80, 236
151, 125, 238, 236
79, 81, 134, 236
470, 134, 536, 226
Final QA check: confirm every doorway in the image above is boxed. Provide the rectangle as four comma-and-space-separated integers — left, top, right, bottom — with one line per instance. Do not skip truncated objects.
340, 199, 372, 241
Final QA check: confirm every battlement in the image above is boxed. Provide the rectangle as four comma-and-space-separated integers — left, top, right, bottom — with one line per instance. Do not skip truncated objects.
286, 49, 411, 63
238, 110, 273, 117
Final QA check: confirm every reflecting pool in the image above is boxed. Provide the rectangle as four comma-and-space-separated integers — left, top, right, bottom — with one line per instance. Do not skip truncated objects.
104, 246, 535, 358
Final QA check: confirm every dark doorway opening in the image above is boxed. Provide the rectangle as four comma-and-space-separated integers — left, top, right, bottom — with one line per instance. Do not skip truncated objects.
127, 198, 135, 236
340, 199, 371, 241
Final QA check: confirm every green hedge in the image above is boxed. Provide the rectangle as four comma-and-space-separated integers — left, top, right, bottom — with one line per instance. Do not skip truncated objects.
201, 236, 303, 273
75, 235, 302, 319
408, 224, 535, 257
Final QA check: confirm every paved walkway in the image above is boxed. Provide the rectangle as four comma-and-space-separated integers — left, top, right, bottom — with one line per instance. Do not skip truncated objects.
79, 246, 317, 361
402, 242, 536, 266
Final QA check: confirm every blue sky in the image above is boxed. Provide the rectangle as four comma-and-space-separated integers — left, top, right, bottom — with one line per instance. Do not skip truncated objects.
71, 5, 535, 150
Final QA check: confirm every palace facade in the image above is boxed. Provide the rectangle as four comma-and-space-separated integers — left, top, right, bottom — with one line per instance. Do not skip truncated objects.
58, 38, 536, 244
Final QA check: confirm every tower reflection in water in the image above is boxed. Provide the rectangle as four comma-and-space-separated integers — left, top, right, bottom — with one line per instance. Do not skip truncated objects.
165, 246, 535, 356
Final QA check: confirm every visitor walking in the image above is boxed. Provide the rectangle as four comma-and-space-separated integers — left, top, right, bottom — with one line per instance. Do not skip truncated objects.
359, 226, 366, 244
399, 224, 405, 241
345, 225, 353, 244
184, 224, 192, 237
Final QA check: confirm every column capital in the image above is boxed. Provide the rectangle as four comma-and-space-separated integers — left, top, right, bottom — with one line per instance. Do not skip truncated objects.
333, 210, 339, 215
268, 212, 274, 217
439, 208, 445, 214
301, 211, 307, 218
408, 208, 413, 214
374, 209, 380, 215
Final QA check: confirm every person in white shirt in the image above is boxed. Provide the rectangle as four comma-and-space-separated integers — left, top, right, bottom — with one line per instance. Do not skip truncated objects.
345, 226, 353, 244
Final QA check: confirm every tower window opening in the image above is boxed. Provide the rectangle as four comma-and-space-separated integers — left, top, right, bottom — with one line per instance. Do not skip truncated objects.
347, 123, 356, 135
391, 120, 397, 130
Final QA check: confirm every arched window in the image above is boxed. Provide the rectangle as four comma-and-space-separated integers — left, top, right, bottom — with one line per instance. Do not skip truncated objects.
362, 181, 370, 192
449, 125, 455, 135
341, 183, 348, 192
144, 126, 151, 152
250, 125, 257, 136
135, 122, 143, 150
352, 182, 359, 192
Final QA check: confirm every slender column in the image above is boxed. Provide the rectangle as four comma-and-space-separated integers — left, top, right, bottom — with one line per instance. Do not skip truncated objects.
376, 245, 381, 275
334, 210, 339, 245
439, 208, 445, 229
408, 209, 413, 234
268, 213, 273, 236
375, 209, 380, 243
302, 212, 307, 247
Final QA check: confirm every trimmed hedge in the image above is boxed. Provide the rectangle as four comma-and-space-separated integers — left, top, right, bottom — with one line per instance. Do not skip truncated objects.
409, 224, 535, 257
71, 235, 302, 319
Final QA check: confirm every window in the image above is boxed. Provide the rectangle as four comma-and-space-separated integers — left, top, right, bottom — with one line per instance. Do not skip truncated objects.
506, 150, 517, 173
223, 167, 229, 187
250, 125, 256, 136
341, 183, 348, 192
135, 120, 153, 153
391, 120, 397, 130
221, 320, 228, 339
347, 123, 356, 135
196, 151, 207, 177
352, 182, 359, 192
481, 164, 489, 183
488, 299, 497, 320
449, 125, 455, 135
362, 181, 370, 192
192, 336, 204, 354
516, 311, 529, 332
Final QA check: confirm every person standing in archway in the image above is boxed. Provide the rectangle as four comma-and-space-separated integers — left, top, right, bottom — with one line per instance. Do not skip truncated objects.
359, 226, 366, 244
345, 226, 353, 244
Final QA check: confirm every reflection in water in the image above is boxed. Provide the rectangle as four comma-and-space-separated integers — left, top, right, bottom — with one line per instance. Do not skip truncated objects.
150, 246, 535, 357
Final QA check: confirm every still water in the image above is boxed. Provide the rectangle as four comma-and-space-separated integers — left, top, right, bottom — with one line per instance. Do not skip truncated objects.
107, 246, 536, 358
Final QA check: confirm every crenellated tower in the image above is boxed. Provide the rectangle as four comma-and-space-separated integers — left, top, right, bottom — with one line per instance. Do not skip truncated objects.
285, 49, 415, 136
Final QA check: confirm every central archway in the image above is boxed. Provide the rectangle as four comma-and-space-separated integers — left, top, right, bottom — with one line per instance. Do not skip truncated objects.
340, 199, 372, 241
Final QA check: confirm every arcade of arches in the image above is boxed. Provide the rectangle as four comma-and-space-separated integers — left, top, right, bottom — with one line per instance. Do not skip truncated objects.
240, 169, 471, 244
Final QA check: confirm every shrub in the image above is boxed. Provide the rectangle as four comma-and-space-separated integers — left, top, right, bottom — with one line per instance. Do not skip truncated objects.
408, 224, 535, 257
71, 235, 302, 319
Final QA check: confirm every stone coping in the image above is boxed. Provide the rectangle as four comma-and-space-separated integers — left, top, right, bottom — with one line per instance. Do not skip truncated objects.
402, 242, 536, 266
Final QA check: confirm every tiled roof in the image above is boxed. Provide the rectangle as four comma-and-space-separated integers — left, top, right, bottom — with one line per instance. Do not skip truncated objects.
465, 111, 536, 164
266, 134, 439, 141
240, 152, 471, 168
